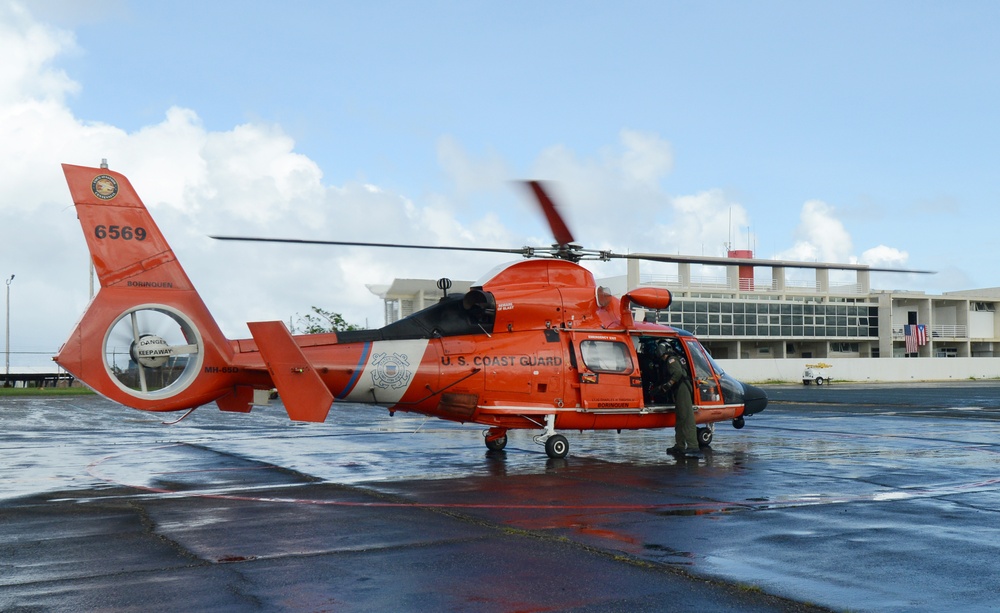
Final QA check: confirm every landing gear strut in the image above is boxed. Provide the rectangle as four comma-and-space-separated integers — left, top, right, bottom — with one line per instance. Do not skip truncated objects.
539, 414, 569, 459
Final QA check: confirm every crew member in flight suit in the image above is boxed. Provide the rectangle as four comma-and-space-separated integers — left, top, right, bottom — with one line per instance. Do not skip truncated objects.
657, 341, 701, 459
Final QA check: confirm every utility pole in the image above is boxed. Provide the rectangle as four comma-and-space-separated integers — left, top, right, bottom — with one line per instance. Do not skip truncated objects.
4, 274, 13, 388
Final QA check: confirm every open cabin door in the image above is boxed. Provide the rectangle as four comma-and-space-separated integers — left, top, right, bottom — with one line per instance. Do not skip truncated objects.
570, 332, 643, 410
631, 333, 725, 409
682, 337, 724, 406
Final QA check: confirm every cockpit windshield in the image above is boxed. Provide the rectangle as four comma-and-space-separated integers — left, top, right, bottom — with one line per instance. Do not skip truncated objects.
687, 339, 725, 376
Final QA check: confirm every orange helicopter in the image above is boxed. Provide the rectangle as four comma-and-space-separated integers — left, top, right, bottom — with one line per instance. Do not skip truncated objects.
55, 162, 913, 459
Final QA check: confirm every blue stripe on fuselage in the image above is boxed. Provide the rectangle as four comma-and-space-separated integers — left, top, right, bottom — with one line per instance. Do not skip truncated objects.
335, 341, 372, 400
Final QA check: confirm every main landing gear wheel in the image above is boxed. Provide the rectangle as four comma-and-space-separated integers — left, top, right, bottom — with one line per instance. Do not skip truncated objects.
544, 434, 569, 459
697, 426, 713, 448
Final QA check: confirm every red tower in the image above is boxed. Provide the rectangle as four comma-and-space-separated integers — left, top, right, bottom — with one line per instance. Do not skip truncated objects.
728, 249, 754, 291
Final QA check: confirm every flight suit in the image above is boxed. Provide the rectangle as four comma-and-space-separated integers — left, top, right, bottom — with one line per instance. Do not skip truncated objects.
663, 352, 698, 453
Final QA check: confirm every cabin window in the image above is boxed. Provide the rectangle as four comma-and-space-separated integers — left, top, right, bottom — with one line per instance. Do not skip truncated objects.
579, 340, 633, 374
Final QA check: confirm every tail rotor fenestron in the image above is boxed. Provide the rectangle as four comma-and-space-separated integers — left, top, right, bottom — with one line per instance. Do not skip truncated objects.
103, 305, 204, 399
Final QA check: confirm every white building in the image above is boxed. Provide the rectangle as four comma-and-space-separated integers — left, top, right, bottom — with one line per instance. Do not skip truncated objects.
369, 257, 1000, 382
614, 258, 1000, 362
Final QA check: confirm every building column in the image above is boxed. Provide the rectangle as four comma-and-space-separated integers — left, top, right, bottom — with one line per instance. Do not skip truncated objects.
679, 263, 691, 291
627, 259, 641, 291
958, 299, 971, 357
919, 298, 932, 357
858, 269, 870, 294
878, 293, 893, 358
816, 269, 830, 293
772, 266, 785, 293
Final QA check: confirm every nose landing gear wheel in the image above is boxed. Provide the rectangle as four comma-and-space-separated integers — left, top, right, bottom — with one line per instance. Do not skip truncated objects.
544, 434, 569, 459
697, 426, 714, 448
485, 433, 508, 451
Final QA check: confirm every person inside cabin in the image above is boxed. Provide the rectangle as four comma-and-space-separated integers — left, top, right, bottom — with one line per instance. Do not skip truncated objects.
639, 339, 662, 403
654, 340, 701, 459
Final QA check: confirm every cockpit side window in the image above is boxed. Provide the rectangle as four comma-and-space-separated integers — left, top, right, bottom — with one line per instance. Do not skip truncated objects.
683, 339, 715, 381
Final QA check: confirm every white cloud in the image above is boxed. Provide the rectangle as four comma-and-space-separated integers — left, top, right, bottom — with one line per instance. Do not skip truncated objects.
0, 2, 78, 105
667, 189, 749, 255
776, 199, 853, 263
773, 199, 913, 273
861, 244, 909, 268
617, 129, 674, 187
436, 136, 510, 196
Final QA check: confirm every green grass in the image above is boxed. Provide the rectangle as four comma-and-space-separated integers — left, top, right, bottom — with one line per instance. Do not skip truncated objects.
0, 386, 95, 397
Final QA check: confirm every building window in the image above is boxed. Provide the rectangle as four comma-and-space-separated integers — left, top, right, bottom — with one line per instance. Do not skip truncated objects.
831, 342, 860, 353
663, 298, 879, 339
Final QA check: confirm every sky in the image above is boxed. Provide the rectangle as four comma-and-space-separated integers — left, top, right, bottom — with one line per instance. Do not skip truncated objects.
2, 0, 999, 367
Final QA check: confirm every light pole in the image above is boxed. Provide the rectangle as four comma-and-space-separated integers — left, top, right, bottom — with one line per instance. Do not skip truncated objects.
4, 274, 13, 388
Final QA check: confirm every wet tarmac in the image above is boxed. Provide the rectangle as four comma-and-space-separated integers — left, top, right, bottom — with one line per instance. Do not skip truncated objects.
3, 382, 1000, 611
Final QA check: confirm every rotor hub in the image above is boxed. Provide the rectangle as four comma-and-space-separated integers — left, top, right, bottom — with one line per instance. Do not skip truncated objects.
131, 334, 172, 369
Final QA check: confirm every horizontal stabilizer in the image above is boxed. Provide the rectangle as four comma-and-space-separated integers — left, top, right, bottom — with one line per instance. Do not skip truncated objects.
248, 321, 333, 422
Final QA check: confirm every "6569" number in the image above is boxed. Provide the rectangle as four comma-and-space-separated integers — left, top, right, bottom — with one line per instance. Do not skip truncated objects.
94, 225, 147, 241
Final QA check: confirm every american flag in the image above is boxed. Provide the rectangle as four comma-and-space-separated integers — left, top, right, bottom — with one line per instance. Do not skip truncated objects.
904, 324, 927, 353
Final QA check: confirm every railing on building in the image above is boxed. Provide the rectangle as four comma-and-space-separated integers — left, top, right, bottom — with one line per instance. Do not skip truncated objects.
640, 274, 865, 295
639, 273, 681, 285
891, 325, 968, 339
829, 282, 864, 294
783, 279, 817, 292
931, 325, 968, 338
690, 275, 733, 290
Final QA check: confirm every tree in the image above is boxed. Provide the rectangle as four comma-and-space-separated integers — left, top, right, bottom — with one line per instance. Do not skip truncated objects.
293, 307, 363, 334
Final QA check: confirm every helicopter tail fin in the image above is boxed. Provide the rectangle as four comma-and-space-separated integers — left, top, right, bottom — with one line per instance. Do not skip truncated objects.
247, 321, 333, 422
55, 163, 240, 413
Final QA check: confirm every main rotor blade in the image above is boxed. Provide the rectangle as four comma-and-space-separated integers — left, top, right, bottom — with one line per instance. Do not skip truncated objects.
525, 180, 575, 246
210, 235, 533, 257
614, 252, 934, 274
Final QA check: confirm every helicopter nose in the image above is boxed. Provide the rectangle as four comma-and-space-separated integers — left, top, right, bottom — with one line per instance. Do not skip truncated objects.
742, 383, 768, 415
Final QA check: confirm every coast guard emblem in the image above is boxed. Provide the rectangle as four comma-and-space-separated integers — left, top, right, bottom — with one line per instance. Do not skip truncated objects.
371, 352, 412, 389
92, 174, 119, 200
